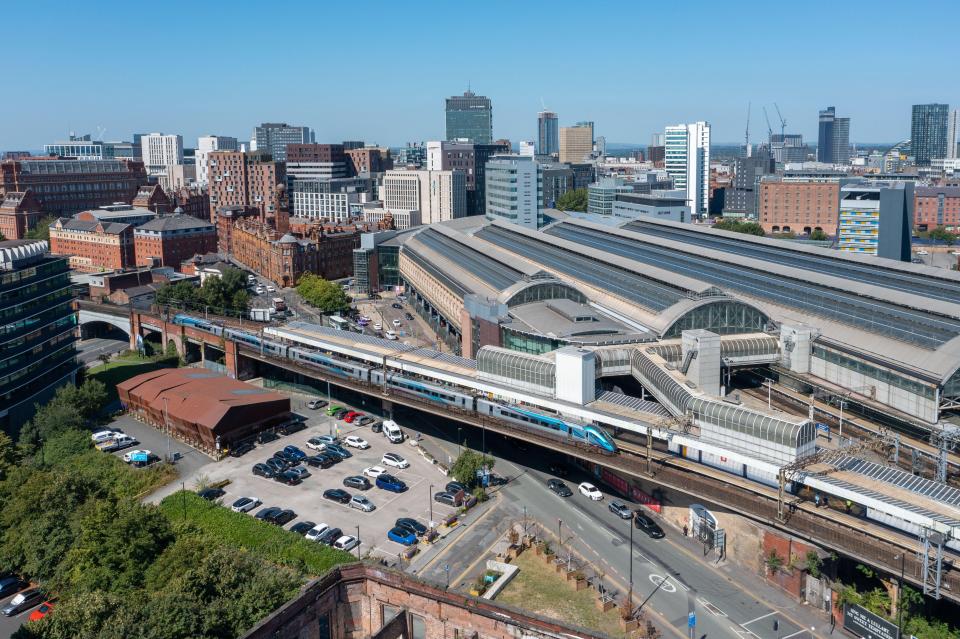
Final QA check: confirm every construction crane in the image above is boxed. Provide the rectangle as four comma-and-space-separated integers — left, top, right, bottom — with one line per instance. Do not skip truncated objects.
744, 102, 751, 157
762, 106, 774, 143
773, 103, 787, 141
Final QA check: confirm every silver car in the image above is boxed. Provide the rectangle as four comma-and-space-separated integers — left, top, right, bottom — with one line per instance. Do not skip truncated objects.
231, 496, 262, 513
350, 495, 376, 512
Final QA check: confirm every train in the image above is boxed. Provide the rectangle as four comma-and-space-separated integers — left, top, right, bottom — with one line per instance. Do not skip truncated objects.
171, 314, 618, 453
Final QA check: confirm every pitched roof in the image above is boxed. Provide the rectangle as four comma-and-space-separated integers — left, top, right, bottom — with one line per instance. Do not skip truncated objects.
54, 218, 131, 234
136, 214, 214, 232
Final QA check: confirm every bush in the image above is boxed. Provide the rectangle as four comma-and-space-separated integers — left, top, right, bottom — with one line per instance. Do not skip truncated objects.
296, 273, 350, 313
712, 218, 766, 236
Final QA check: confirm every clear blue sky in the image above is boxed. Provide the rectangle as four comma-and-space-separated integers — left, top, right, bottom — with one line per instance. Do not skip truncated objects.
3, 0, 958, 150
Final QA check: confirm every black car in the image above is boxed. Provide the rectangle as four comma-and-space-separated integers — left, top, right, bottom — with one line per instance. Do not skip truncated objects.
343, 475, 371, 491
265, 457, 289, 474
325, 444, 352, 460
332, 408, 349, 419
228, 441, 255, 457
255, 506, 282, 522
391, 302, 403, 309
395, 517, 428, 537
318, 526, 343, 545
277, 420, 307, 436
290, 521, 317, 536
357, 416, 375, 426
404, 312, 414, 321
609, 500, 632, 520
256, 431, 279, 445
370, 421, 383, 433
197, 487, 225, 501
272, 509, 297, 526
2, 587, 43, 617
434, 491, 457, 506
547, 479, 573, 497
0, 576, 26, 598
634, 512, 665, 539
487, 474, 508, 486
548, 462, 570, 477
445, 481, 467, 494
252, 463, 277, 479
303, 454, 334, 469
273, 470, 303, 486
273, 449, 299, 464
323, 488, 351, 503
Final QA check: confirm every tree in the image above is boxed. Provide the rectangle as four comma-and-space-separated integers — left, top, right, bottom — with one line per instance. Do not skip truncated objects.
156, 281, 200, 308
804, 550, 823, 578
929, 226, 958, 246
555, 188, 588, 212
450, 448, 495, 487
712, 218, 766, 236
296, 273, 350, 313
24, 215, 57, 241
809, 228, 829, 241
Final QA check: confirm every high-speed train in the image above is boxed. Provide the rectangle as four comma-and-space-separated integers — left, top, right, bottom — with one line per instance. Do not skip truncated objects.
172, 314, 617, 453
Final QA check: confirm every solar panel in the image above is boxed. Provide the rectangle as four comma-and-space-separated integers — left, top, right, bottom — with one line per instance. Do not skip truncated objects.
836, 456, 960, 508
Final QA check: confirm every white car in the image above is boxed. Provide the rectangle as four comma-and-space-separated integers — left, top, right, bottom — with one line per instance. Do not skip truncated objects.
384, 330, 398, 341
344, 435, 370, 449
91, 429, 121, 443
255, 286, 265, 294
333, 535, 360, 551
231, 496, 261, 513
305, 523, 330, 542
363, 465, 387, 478
578, 482, 603, 501
306, 437, 328, 451
374, 322, 383, 331
381, 453, 409, 469
392, 319, 401, 327
122, 449, 151, 463
266, 285, 276, 292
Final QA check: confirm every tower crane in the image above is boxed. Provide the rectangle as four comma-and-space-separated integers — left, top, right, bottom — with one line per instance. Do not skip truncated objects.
774, 103, 787, 140
762, 107, 774, 143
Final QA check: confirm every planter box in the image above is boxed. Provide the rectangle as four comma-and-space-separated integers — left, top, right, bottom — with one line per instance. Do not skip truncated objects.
596, 598, 615, 612
573, 579, 588, 591
619, 616, 639, 632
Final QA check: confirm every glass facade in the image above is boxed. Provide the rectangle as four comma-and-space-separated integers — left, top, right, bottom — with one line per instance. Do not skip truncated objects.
378, 245, 400, 289
477, 347, 556, 392
445, 92, 493, 144
663, 300, 768, 338
505, 281, 586, 308
500, 326, 562, 354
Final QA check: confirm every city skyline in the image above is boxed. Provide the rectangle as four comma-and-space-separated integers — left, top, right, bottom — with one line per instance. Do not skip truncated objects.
2, 1, 958, 150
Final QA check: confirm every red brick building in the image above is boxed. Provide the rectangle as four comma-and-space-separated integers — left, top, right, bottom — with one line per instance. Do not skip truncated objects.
134, 214, 218, 269
215, 205, 259, 254
131, 184, 172, 213
914, 186, 960, 231
759, 178, 840, 234
345, 147, 393, 175
0, 190, 42, 240
49, 217, 135, 272
0, 157, 147, 216
207, 150, 287, 228
168, 185, 210, 221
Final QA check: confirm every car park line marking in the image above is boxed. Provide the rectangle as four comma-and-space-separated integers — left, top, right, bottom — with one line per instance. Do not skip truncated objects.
742, 611, 776, 626
780, 630, 808, 639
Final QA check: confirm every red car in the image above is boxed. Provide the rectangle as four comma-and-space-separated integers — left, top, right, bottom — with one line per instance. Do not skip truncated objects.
28, 601, 54, 622
344, 411, 362, 423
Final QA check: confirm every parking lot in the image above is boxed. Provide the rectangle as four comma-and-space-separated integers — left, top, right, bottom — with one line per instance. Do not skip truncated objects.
188, 406, 459, 560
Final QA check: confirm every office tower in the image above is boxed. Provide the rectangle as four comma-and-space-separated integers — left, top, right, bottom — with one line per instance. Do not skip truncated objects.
595, 136, 606, 157
252, 123, 314, 162
839, 181, 913, 260
723, 149, 775, 219
0, 239, 78, 430
559, 124, 593, 163
286, 144, 350, 180
445, 90, 493, 143
519, 141, 536, 157
382, 170, 466, 225
140, 133, 184, 183
196, 135, 238, 185
769, 134, 809, 164
587, 178, 633, 215
817, 107, 850, 164
207, 150, 287, 228
426, 140, 509, 215
485, 155, 542, 229
664, 122, 711, 216
948, 109, 959, 160
911, 104, 949, 166
537, 111, 559, 155
345, 147, 393, 174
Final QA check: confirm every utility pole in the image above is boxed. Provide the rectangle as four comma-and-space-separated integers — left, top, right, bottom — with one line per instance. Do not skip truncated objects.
646, 425, 653, 475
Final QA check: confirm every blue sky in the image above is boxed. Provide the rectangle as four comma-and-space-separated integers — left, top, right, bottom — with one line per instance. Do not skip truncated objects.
3, 0, 958, 149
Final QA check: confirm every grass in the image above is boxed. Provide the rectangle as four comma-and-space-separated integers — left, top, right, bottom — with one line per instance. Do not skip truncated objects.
88, 355, 176, 402
496, 552, 625, 637
159, 491, 353, 576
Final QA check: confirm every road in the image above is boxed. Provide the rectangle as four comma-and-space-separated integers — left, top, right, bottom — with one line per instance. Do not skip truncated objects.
0, 590, 44, 638
76, 336, 128, 367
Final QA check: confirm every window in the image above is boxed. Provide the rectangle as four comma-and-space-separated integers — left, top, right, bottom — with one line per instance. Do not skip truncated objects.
410, 614, 426, 639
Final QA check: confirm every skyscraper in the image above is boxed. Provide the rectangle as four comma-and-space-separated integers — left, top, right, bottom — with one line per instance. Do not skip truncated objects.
252, 123, 314, 162
537, 111, 559, 155
140, 133, 184, 182
947, 109, 959, 160
910, 104, 949, 166
445, 91, 493, 143
664, 122, 711, 216
559, 124, 593, 163
817, 107, 850, 165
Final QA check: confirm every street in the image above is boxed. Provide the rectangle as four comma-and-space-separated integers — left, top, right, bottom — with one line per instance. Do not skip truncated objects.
76, 336, 128, 367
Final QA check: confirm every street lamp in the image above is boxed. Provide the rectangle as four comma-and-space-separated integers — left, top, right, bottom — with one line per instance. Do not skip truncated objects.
445, 563, 451, 589
429, 484, 434, 527
558, 519, 563, 551
628, 514, 634, 616
457, 427, 462, 456
356, 525, 361, 560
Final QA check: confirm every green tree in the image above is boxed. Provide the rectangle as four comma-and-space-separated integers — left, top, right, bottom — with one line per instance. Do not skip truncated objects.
24, 215, 57, 241
450, 448, 495, 487
809, 228, 829, 241
296, 273, 350, 313
804, 550, 823, 578
12, 591, 124, 639
155, 280, 200, 308
39, 429, 91, 466
713, 218, 766, 236
0, 431, 19, 480
555, 188, 588, 212
929, 226, 958, 246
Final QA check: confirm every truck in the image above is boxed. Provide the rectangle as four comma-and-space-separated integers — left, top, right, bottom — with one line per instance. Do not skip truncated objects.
272, 297, 287, 312
381, 420, 404, 444
249, 308, 273, 322
96, 434, 138, 453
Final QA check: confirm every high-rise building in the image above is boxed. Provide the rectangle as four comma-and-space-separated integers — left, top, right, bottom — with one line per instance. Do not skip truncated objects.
519, 141, 536, 157
838, 181, 913, 260
196, 135, 238, 185
724, 149, 776, 219
537, 111, 559, 155
445, 91, 493, 143
382, 170, 466, 225
769, 134, 809, 164
911, 104, 949, 166
559, 124, 593, 164
587, 178, 633, 215
0, 240, 78, 430
664, 121, 711, 216
817, 107, 850, 164
426, 140, 509, 215
207, 150, 287, 229
947, 109, 959, 160
485, 155, 542, 229
285, 144, 350, 210
252, 123, 313, 162
140, 133, 184, 184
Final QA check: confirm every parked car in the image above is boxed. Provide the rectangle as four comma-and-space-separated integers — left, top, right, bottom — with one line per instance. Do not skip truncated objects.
277, 420, 306, 436
282, 444, 307, 461
318, 527, 343, 545
305, 524, 330, 542
273, 449, 298, 465
290, 521, 317, 536
609, 500, 632, 520
274, 470, 303, 486
28, 601, 54, 622
265, 457, 289, 474
272, 509, 297, 526
323, 488, 352, 504
197, 487, 225, 502
357, 416, 375, 426
404, 312, 414, 321
325, 444, 352, 460
548, 462, 570, 477
287, 465, 311, 480
634, 512, 665, 539
231, 496, 262, 513
315, 434, 340, 446
350, 495, 376, 512
395, 518, 427, 537
381, 452, 409, 469
391, 302, 403, 309
376, 474, 407, 493
229, 441, 255, 457
433, 491, 458, 507
333, 535, 360, 551
578, 482, 603, 501
344, 435, 370, 449
343, 411, 361, 422
343, 475, 371, 491
255, 506, 283, 522
392, 319, 401, 327
256, 431, 279, 445
325, 405, 344, 416
303, 454, 334, 469
90, 429, 122, 443
307, 398, 328, 410
3, 588, 43, 616
333, 408, 349, 419
0, 576, 26, 598
306, 437, 328, 451
369, 421, 383, 433
122, 449, 152, 463
387, 527, 417, 546
373, 323, 382, 331
364, 466, 387, 478
252, 463, 277, 479
547, 479, 573, 497
445, 481, 467, 494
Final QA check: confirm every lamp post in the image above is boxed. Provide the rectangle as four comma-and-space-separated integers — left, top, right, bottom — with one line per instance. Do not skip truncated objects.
838, 398, 846, 442
628, 515, 634, 616
356, 525, 361, 560
429, 484, 434, 527
558, 519, 563, 551
445, 563, 451, 589
457, 427, 462, 456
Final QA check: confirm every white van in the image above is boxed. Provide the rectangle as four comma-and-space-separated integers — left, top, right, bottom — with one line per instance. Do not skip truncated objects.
385, 330, 398, 340
382, 420, 404, 443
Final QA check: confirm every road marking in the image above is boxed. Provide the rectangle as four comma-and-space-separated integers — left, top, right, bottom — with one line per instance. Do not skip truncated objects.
780, 630, 808, 639
648, 574, 677, 593
697, 598, 727, 617
742, 611, 777, 626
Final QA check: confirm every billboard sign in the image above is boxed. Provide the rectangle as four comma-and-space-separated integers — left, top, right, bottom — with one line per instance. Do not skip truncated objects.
843, 605, 899, 639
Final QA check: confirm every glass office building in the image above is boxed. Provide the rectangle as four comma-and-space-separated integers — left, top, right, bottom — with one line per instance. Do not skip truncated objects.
911, 104, 949, 166
445, 91, 493, 144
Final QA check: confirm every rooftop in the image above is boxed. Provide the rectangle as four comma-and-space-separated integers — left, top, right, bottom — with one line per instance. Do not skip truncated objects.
136, 214, 215, 232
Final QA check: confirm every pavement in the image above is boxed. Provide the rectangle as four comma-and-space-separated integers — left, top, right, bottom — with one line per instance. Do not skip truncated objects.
76, 336, 128, 367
